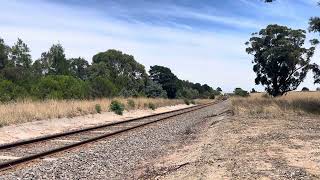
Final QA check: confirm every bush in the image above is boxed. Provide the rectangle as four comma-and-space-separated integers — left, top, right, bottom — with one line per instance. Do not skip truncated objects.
145, 80, 167, 98
0, 80, 28, 102
32, 75, 87, 100
209, 94, 215, 99
176, 88, 199, 99
88, 76, 117, 98
234, 88, 249, 97
184, 99, 190, 105
127, 99, 135, 109
95, 104, 102, 113
190, 100, 196, 104
148, 103, 156, 110
109, 100, 125, 115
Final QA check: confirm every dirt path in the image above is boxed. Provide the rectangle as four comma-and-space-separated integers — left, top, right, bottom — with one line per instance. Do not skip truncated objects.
140, 101, 320, 179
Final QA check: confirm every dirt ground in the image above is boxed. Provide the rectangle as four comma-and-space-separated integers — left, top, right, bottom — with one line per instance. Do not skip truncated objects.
0, 104, 191, 144
139, 101, 320, 179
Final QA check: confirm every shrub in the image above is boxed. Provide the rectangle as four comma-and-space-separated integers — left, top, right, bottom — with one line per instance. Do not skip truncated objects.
176, 88, 199, 99
301, 87, 310, 92
234, 88, 249, 97
184, 99, 190, 105
145, 80, 167, 98
148, 103, 156, 110
190, 100, 196, 104
32, 75, 87, 100
127, 99, 135, 109
109, 100, 125, 115
88, 76, 116, 98
95, 104, 102, 114
209, 94, 215, 99
0, 80, 28, 102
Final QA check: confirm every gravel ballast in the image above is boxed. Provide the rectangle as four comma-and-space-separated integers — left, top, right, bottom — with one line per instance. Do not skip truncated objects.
0, 101, 228, 179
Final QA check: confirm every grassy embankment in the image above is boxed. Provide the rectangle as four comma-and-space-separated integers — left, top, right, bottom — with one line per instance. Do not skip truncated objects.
0, 98, 211, 127
232, 91, 320, 117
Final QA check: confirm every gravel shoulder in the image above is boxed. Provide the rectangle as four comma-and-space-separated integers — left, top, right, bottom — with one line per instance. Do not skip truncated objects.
147, 106, 320, 179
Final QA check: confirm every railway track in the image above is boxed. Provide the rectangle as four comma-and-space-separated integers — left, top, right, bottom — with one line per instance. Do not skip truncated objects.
0, 102, 216, 171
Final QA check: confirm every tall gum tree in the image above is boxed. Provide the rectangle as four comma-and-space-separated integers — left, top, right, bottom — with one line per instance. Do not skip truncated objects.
245, 24, 318, 96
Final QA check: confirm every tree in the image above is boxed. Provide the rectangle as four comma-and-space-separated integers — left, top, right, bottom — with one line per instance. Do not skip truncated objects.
149, 65, 178, 99
88, 62, 110, 79
316, 87, 320, 91
37, 44, 70, 75
301, 87, 310, 92
216, 87, 222, 92
69, 57, 89, 80
245, 24, 317, 96
9, 38, 32, 68
92, 50, 147, 93
0, 38, 10, 70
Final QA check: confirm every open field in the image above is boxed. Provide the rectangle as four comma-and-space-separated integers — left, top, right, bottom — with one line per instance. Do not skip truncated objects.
0, 98, 211, 127
232, 91, 320, 118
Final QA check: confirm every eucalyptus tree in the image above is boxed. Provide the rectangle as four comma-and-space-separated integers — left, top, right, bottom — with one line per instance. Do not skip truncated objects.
246, 24, 318, 96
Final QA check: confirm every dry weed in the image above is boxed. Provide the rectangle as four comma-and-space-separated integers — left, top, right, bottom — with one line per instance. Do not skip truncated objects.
0, 98, 211, 126
232, 91, 320, 118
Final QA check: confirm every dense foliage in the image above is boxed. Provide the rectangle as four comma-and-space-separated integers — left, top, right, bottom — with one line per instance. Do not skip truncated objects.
0, 37, 219, 102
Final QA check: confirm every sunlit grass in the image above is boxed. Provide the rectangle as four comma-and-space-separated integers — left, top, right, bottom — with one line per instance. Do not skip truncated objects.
0, 98, 211, 127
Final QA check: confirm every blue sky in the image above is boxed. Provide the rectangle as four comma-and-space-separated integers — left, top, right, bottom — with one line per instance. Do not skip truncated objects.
1, 0, 319, 92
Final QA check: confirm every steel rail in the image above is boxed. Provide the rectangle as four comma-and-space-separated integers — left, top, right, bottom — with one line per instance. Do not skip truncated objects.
0, 101, 216, 170
0, 102, 213, 150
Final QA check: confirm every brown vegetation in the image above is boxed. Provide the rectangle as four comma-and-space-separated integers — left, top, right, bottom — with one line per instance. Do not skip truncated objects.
0, 98, 211, 127
232, 91, 320, 118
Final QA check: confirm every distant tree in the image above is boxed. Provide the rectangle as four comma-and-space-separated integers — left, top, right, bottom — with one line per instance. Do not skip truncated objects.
250, 88, 257, 93
36, 44, 70, 75
9, 38, 32, 68
301, 87, 310, 92
92, 49, 147, 92
0, 38, 10, 70
216, 87, 222, 92
234, 88, 249, 97
88, 62, 110, 79
317, 87, 320, 91
69, 57, 89, 80
149, 65, 178, 99
145, 80, 167, 98
246, 24, 317, 97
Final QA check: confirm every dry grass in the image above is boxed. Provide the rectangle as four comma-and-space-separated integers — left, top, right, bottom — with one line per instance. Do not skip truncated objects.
232, 91, 320, 118
0, 98, 210, 127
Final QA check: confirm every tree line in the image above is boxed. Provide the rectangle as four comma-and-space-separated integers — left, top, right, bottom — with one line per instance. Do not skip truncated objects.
0, 38, 221, 102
